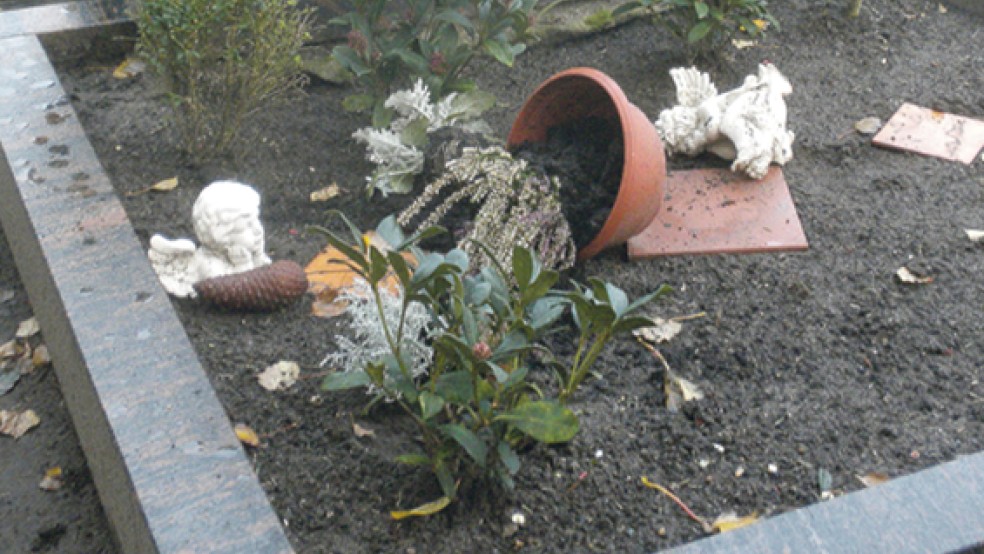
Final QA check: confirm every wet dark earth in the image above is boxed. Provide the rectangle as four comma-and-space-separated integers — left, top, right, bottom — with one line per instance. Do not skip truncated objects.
5, 0, 982, 552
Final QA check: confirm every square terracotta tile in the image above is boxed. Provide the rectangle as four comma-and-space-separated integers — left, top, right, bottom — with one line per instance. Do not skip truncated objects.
872, 103, 984, 164
627, 167, 808, 259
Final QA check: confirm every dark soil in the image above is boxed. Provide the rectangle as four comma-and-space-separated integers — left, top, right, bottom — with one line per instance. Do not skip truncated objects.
0, 228, 118, 553
46, 0, 984, 551
513, 116, 623, 248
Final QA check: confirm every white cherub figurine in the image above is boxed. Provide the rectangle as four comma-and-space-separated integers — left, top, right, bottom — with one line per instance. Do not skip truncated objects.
655, 63, 795, 179
148, 180, 272, 297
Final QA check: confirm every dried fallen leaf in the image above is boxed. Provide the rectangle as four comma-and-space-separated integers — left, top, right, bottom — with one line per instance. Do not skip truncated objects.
234, 423, 261, 447
731, 39, 757, 49
965, 229, 984, 243
854, 116, 883, 135
258, 361, 300, 391
16, 317, 40, 339
634, 318, 683, 344
310, 183, 341, 202
390, 496, 451, 520
0, 409, 41, 438
310, 287, 349, 319
112, 57, 146, 79
353, 422, 375, 438
858, 471, 890, 487
39, 466, 63, 491
938, 2, 947, 13
305, 232, 415, 318
151, 176, 179, 192
710, 511, 759, 533
665, 369, 704, 412
31, 344, 51, 370
896, 266, 933, 285
0, 339, 21, 360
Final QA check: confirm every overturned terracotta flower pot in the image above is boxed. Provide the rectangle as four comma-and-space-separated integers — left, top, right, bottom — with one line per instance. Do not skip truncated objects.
507, 67, 666, 261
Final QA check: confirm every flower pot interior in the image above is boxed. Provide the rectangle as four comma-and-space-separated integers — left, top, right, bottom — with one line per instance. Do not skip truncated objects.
507, 68, 665, 261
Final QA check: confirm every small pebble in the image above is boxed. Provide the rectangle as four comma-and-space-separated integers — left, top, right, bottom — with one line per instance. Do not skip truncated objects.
713, 443, 725, 454
768, 463, 779, 475
595, 449, 604, 459
698, 458, 710, 469
735, 466, 745, 478
658, 527, 667, 537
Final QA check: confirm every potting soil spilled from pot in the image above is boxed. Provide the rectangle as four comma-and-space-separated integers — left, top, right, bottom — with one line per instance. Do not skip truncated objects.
512, 117, 623, 249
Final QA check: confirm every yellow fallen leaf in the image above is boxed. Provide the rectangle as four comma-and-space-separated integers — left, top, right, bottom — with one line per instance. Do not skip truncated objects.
32, 344, 51, 370
234, 423, 261, 447
858, 472, 889, 487
39, 466, 63, 491
710, 511, 759, 533
390, 496, 451, 520
665, 369, 704, 412
310, 183, 341, 202
896, 267, 933, 285
305, 231, 416, 318
0, 409, 41, 438
112, 57, 146, 79
151, 177, 179, 192
16, 317, 40, 338
353, 422, 375, 438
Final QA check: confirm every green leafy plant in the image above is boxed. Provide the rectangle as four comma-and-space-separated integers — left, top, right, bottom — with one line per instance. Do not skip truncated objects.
591, 0, 778, 57
134, 0, 313, 160
331, 0, 538, 122
312, 212, 665, 504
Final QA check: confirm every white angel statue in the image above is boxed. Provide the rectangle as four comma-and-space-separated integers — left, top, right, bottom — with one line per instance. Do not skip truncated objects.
147, 180, 271, 297
655, 63, 795, 179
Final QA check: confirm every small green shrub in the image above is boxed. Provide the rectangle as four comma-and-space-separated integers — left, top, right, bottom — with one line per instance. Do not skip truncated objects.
313, 212, 667, 503
331, 0, 538, 123
592, 0, 778, 57
134, 0, 313, 160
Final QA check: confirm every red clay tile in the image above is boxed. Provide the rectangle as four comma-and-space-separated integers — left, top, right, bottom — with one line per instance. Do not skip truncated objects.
872, 103, 984, 164
627, 167, 808, 259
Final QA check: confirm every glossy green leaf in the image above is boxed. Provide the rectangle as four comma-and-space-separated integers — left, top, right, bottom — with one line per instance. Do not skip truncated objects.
419, 391, 445, 420
498, 442, 521, 475
440, 424, 488, 467
434, 370, 474, 405
322, 369, 371, 391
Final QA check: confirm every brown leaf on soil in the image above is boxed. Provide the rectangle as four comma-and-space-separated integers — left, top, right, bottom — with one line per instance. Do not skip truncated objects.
31, 344, 51, 371
858, 472, 890, 487
634, 318, 683, 344
39, 467, 63, 491
234, 423, 261, 447
310, 287, 349, 319
0, 409, 41, 438
0, 339, 22, 360
664, 369, 704, 413
112, 57, 146, 79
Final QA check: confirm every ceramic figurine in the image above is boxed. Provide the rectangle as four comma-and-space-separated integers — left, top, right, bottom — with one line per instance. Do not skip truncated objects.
655, 63, 794, 179
147, 180, 271, 297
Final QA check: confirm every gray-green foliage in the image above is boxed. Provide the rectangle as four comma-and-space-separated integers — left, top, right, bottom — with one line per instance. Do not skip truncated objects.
134, 0, 313, 160
313, 212, 665, 501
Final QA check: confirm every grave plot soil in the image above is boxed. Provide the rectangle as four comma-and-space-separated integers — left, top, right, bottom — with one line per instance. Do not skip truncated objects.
46, 0, 984, 551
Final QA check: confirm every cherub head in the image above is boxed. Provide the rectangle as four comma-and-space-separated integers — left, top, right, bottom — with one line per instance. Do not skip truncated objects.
192, 180, 270, 267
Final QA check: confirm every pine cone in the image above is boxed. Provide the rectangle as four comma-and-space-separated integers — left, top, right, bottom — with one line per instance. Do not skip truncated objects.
194, 260, 308, 311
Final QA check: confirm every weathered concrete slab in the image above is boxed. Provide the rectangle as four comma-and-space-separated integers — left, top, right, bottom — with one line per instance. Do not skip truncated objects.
0, 0, 128, 38
0, 33, 292, 554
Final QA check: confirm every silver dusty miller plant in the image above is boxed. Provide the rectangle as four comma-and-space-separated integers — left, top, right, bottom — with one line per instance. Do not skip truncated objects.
320, 279, 433, 398
353, 79, 494, 196
398, 146, 576, 272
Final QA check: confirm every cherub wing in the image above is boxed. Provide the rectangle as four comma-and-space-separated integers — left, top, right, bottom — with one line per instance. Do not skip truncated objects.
670, 67, 718, 108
